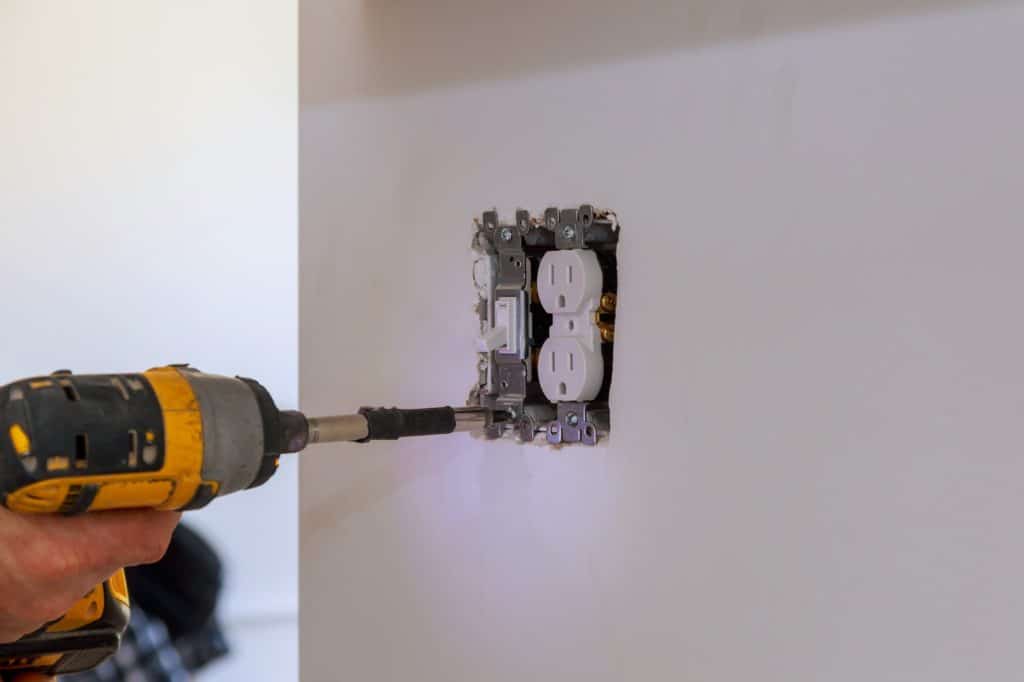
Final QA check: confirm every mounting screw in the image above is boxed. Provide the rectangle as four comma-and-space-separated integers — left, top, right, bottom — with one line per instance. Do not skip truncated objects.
499, 227, 514, 242
566, 412, 580, 427
547, 215, 558, 228
561, 225, 576, 241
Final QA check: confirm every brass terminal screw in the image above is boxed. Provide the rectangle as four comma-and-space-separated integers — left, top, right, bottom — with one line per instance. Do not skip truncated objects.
600, 293, 617, 313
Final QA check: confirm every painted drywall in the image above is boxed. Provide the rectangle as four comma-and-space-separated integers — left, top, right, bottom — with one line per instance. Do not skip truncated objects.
300, 1, 1024, 680
1, 3, 297, 679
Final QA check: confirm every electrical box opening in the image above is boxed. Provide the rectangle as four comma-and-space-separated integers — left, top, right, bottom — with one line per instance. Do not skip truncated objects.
469, 205, 619, 446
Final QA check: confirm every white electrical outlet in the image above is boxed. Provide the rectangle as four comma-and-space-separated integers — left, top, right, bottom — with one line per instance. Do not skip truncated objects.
537, 249, 604, 402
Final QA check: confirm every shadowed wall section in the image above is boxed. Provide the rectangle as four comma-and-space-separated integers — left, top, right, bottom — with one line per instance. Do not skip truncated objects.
302, 0, 1001, 102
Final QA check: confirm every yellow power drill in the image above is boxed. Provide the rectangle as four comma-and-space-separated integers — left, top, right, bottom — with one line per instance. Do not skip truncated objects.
0, 365, 496, 677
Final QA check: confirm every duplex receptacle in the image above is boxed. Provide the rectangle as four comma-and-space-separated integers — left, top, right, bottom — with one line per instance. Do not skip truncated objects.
537, 250, 604, 403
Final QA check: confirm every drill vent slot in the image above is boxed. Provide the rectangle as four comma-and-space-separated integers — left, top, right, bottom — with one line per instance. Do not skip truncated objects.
111, 378, 130, 401
74, 434, 89, 469
59, 485, 84, 514
128, 430, 139, 468
59, 380, 79, 402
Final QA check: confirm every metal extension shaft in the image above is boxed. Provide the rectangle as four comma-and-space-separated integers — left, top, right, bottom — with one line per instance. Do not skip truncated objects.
299, 406, 500, 448
306, 414, 370, 444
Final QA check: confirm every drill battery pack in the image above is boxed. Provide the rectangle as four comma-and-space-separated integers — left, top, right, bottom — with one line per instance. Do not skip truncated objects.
0, 572, 129, 677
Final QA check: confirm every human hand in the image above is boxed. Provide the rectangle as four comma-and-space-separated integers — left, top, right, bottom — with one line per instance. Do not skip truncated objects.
0, 507, 179, 643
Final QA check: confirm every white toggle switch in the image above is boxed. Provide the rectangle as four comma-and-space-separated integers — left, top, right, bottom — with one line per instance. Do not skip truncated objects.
476, 297, 518, 354
476, 326, 506, 352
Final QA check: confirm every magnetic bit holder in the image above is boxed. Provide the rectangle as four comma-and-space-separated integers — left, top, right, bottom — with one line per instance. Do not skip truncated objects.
357, 406, 498, 442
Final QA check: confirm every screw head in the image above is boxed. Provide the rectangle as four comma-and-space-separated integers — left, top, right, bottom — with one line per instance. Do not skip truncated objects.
499, 227, 514, 242
566, 412, 580, 427
547, 215, 558, 228
561, 225, 576, 241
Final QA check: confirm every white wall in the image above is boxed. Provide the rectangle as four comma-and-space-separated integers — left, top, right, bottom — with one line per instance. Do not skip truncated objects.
1, 3, 297, 680
301, 1, 1024, 680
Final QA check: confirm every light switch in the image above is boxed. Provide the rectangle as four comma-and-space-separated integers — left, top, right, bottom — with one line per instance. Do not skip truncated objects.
476, 297, 518, 354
